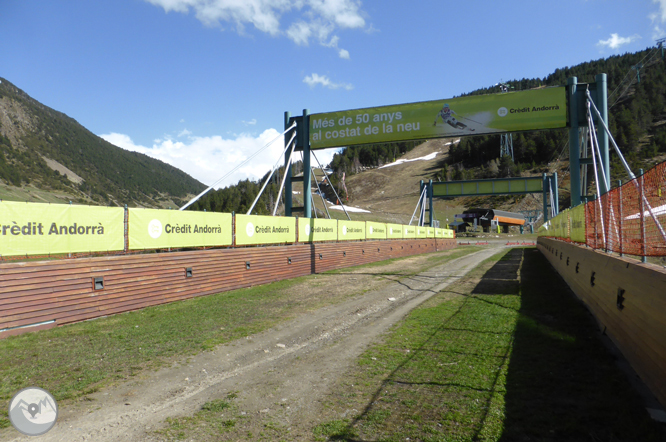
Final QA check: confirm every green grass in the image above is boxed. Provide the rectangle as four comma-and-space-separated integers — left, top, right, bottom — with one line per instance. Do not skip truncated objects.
0, 247, 479, 406
316, 248, 665, 441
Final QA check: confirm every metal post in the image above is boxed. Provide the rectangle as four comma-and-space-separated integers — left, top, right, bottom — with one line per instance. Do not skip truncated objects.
428, 179, 434, 227
552, 172, 559, 215
542, 173, 549, 222
568, 77, 582, 206
302, 109, 312, 218
284, 111, 293, 217
419, 180, 425, 226
639, 169, 647, 263
595, 74, 610, 195
618, 180, 623, 257
593, 195, 598, 249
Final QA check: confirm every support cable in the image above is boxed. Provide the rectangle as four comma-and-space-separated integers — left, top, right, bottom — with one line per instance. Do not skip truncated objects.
180, 122, 297, 211
311, 151, 351, 221
409, 186, 427, 226
246, 130, 297, 215
586, 92, 666, 243
273, 137, 298, 216
309, 163, 331, 219
588, 115, 607, 247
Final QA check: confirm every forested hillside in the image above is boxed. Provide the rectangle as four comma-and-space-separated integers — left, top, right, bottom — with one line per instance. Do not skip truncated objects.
0, 78, 205, 207
445, 47, 666, 183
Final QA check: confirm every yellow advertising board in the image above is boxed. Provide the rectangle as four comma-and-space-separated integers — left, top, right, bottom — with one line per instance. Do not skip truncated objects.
337, 220, 366, 241
298, 218, 337, 242
0, 201, 124, 256
386, 223, 403, 239
235, 214, 296, 245
129, 208, 232, 250
426, 227, 435, 238
442, 229, 455, 239
403, 225, 416, 239
366, 221, 387, 240
569, 204, 586, 243
415, 226, 427, 238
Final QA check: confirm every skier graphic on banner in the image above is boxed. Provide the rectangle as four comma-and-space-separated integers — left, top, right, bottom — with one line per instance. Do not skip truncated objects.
433, 103, 475, 132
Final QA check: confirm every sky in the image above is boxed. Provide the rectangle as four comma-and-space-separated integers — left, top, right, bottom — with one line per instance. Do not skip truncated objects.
1, 0, 663, 191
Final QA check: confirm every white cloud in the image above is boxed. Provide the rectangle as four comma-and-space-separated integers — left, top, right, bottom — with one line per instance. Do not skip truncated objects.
242, 118, 257, 125
101, 129, 293, 189
652, 0, 666, 22
597, 33, 641, 50
178, 128, 192, 137
338, 48, 350, 59
303, 73, 353, 90
146, 0, 365, 56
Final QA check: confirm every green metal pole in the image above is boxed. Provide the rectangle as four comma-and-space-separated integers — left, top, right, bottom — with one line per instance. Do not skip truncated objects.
595, 74, 610, 195
568, 77, 581, 206
284, 111, 293, 217
542, 173, 549, 222
428, 179, 433, 227
302, 109, 312, 218
419, 180, 424, 225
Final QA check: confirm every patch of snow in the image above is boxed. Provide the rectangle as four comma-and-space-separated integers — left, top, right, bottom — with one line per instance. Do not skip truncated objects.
378, 152, 438, 169
329, 205, 371, 213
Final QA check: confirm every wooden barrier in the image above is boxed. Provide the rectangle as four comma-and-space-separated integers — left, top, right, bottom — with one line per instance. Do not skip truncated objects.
0, 238, 456, 339
537, 237, 666, 408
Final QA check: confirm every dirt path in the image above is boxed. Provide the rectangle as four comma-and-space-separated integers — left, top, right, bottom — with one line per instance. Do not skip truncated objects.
5, 246, 503, 442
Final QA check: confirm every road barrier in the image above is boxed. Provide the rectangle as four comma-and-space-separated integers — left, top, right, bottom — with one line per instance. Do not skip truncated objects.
538, 161, 666, 257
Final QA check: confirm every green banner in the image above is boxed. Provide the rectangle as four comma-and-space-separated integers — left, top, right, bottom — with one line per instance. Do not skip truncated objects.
337, 220, 366, 241
569, 204, 586, 243
432, 176, 543, 197
386, 223, 403, 239
129, 208, 232, 250
235, 214, 296, 245
366, 221, 387, 240
310, 87, 566, 149
403, 225, 416, 238
0, 201, 124, 256
298, 218, 338, 242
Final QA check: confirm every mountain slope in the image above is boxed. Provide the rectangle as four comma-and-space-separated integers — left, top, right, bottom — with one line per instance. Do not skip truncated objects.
0, 78, 205, 207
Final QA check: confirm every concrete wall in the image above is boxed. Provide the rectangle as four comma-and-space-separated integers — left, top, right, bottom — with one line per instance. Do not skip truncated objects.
538, 237, 666, 408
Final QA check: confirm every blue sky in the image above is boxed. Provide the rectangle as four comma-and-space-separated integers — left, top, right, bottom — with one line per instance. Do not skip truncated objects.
1, 0, 663, 189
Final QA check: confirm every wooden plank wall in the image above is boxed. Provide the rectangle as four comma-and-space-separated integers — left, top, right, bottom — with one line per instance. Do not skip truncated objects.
0, 239, 456, 339
537, 237, 666, 408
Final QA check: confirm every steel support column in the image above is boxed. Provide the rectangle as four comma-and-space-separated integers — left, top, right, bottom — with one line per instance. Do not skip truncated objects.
284, 111, 293, 217
302, 109, 312, 218
568, 77, 582, 206
594, 73, 610, 195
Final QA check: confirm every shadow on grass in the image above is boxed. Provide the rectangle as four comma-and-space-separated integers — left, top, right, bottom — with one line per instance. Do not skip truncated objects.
318, 248, 665, 441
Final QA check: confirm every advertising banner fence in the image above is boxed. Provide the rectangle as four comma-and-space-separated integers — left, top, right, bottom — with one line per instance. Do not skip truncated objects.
366, 222, 388, 240
415, 226, 427, 239
235, 214, 296, 245
129, 208, 232, 250
0, 201, 124, 256
337, 220, 366, 241
298, 218, 337, 242
386, 224, 403, 239
569, 205, 586, 243
309, 87, 566, 149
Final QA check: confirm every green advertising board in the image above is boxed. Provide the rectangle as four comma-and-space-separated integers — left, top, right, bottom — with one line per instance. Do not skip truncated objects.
432, 176, 543, 197
298, 218, 338, 242
236, 214, 296, 245
403, 225, 416, 239
366, 221, 387, 240
386, 223, 403, 239
309, 87, 566, 149
129, 208, 232, 250
337, 220, 366, 241
0, 201, 124, 256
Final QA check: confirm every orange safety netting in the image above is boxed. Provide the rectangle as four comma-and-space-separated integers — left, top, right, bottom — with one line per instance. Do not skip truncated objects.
585, 161, 666, 256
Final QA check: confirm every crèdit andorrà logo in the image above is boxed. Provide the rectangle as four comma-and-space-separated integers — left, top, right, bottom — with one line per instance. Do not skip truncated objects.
148, 219, 163, 239
246, 222, 255, 237
497, 107, 508, 117
9, 387, 58, 436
